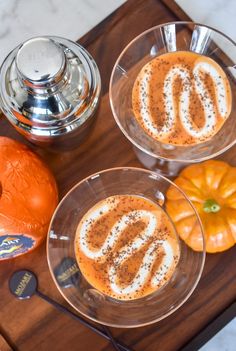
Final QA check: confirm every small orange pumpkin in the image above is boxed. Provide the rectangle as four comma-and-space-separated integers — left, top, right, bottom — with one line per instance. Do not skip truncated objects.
166, 160, 236, 253
0, 137, 58, 259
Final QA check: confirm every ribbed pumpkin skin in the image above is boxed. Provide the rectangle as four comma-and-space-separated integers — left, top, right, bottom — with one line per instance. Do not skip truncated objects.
0, 137, 58, 258
166, 160, 236, 253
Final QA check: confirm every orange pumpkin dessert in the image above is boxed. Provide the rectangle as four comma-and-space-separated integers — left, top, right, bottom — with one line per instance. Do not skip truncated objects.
132, 51, 232, 145
166, 160, 236, 253
0, 137, 58, 260
75, 195, 180, 300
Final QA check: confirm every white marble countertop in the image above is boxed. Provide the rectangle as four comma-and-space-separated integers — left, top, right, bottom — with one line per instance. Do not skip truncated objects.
176, 0, 236, 42
175, 0, 236, 62
0, 0, 125, 64
0, 0, 235, 350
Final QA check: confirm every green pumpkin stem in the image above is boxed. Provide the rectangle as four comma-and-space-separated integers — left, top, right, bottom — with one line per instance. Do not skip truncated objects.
203, 199, 221, 213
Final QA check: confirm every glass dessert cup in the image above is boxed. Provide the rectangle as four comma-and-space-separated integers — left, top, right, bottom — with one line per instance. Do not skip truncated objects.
109, 22, 236, 175
47, 167, 205, 328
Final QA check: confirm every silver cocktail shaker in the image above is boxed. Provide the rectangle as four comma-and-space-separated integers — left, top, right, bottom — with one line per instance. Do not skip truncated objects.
0, 36, 101, 150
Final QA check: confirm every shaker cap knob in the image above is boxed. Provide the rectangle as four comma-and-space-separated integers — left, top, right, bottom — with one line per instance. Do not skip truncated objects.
16, 37, 66, 88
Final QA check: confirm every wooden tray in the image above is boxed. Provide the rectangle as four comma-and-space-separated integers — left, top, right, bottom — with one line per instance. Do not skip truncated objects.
0, 1, 235, 350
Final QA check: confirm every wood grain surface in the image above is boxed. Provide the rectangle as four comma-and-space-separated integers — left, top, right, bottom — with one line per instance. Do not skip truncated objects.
0, 1, 235, 350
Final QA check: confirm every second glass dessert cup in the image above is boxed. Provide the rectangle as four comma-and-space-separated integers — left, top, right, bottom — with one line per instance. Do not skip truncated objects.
47, 167, 205, 328
109, 22, 236, 175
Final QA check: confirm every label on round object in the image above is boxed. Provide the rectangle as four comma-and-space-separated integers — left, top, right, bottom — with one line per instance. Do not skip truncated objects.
54, 257, 80, 288
0, 235, 35, 260
9, 270, 37, 299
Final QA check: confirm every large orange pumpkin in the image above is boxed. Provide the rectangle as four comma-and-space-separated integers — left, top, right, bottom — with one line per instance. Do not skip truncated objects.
166, 160, 236, 253
0, 137, 58, 260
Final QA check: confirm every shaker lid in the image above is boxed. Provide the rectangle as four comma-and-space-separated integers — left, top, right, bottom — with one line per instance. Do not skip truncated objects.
0, 36, 101, 134
16, 37, 66, 88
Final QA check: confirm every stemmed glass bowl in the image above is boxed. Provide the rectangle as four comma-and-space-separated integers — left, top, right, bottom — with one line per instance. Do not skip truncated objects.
109, 22, 236, 173
47, 167, 205, 327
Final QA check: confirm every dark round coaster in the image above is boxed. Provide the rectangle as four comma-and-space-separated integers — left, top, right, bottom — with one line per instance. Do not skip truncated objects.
54, 257, 80, 288
9, 270, 37, 299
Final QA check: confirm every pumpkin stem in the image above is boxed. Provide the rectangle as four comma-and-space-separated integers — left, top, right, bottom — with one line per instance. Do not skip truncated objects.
203, 199, 221, 213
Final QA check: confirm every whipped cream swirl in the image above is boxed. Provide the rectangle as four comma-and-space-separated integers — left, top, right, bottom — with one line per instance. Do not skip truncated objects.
137, 58, 231, 140
78, 200, 175, 297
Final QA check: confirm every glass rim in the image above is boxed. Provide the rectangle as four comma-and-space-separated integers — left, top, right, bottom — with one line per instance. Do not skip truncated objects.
47, 166, 206, 327
109, 21, 236, 163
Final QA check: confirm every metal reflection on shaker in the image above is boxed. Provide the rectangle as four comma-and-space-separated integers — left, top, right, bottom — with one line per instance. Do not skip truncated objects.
0, 36, 101, 151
